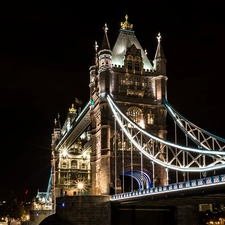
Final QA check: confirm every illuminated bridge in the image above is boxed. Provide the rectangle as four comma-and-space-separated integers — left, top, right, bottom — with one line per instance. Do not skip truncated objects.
34, 93, 225, 225
33, 16, 225, 225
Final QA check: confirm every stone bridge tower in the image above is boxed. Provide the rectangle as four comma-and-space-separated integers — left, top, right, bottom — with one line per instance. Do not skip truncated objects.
89, 15, 168, 195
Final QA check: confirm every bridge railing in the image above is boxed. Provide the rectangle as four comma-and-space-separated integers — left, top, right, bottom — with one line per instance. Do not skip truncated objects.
111, 174, 225, 200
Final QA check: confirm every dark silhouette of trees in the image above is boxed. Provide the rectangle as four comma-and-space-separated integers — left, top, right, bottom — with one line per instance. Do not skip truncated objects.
0, 199, 25, 224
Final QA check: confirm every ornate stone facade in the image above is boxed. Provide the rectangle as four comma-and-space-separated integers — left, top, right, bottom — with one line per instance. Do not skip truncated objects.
51, 15, 168, 200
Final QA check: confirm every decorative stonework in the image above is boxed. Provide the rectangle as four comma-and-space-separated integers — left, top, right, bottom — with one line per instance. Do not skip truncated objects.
120, 14, 133, 30
126, 89, 144, 97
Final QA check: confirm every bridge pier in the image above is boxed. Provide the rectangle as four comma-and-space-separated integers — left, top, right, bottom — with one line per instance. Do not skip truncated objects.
39, 196, 202, 225
55, 196, 111, 225
111, 205, 175, 225
175, 205, 200, 225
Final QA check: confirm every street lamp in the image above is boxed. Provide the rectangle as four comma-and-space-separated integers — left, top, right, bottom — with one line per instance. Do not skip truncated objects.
76, 180, 86, 195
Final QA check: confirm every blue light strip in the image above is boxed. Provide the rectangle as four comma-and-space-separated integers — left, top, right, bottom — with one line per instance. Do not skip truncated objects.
123, 170, 151, 189
111, 174, 225, 201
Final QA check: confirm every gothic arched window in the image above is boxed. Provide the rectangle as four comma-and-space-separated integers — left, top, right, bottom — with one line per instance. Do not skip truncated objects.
127, 107, 142, 124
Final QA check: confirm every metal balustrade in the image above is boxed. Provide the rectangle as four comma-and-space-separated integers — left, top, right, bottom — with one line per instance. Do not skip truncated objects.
111, 174, 225, 200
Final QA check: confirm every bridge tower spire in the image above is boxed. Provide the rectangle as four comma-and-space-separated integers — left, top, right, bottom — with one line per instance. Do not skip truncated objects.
154, 32, 167, 76
89, 15, 168, 195
154, 32, 168, 102
89, 23, 113, 195
52, 16, 168, 197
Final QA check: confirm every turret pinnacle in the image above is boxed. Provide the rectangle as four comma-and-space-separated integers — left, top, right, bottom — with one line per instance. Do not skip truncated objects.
93, 41, 99, 66
154, 32, 167, 75
69, 104, 76, 113
154, 33, 166, 60
120, 14, 133, 30
94, 41, 99, 53
99, 24, 111, 51
54, 113, 61, 129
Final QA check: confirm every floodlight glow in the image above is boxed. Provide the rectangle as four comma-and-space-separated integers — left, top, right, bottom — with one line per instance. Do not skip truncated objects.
139, 119, 145, 129
77, 182, 84, 190
75, 179, 87, 193
82, 152, 87, 159
62, 149, 67, 157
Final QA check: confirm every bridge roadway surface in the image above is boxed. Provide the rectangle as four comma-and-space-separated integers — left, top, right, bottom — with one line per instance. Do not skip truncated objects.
111, 181, 225, 208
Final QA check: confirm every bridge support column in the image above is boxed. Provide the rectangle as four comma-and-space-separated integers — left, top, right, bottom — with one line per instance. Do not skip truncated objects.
175, 205, 199, 225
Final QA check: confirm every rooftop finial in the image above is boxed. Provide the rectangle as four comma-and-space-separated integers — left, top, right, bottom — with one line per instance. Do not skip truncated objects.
120, 14, 133, 30
157, 32, 162, 42
103, 23, 108, 33
69, 104, 76, 113
94, 41, 99, 52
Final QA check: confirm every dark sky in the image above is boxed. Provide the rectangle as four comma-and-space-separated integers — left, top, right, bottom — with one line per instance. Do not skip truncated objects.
0, 0, 225, 202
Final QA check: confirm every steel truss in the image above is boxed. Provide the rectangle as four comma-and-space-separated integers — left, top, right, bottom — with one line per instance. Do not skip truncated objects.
107, 95, 225, 172
163, 98, 225, 151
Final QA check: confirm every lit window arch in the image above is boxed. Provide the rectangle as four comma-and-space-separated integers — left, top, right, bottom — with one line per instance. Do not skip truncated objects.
127, 107, 142, 124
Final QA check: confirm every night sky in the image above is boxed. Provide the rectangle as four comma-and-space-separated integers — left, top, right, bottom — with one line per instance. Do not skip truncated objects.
1, 0, 225, 202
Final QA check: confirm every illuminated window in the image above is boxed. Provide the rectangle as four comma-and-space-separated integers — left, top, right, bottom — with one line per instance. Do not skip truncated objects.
125, 77, 130, 85
142, 77, 146, 87
120, 76, 125, 85
127, 107, 142, 124
147, 110, 155, 124
134, 76, 140, 86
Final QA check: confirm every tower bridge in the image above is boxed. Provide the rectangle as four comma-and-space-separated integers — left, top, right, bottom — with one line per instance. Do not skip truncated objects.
33, 15, 225, 225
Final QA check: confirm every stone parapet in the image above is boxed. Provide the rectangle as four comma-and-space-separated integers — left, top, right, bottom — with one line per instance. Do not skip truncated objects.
56, 195, 111, 225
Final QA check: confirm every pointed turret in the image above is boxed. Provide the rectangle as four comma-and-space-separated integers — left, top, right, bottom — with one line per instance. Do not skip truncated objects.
97, 24, 113, 97
89, 41, 98, 91
99, 24, 111, 51
112, 15, 154, 72
154, 33, 167, 75
153, 33, 168, 103
98, 24, 112, 71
